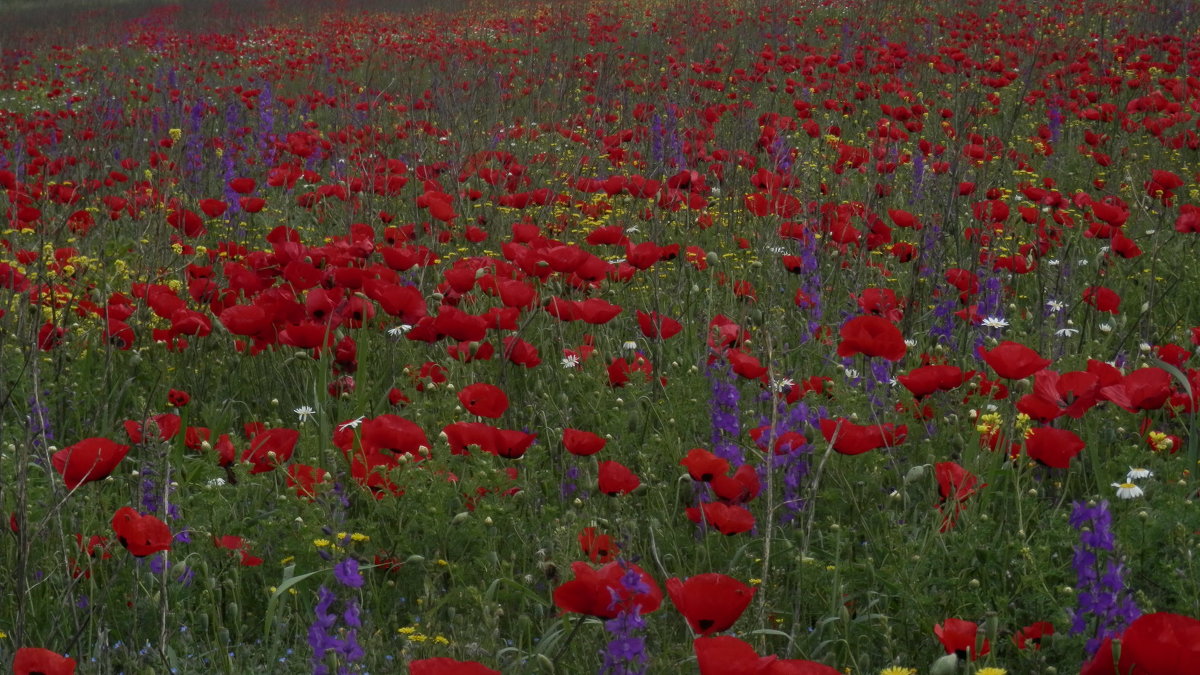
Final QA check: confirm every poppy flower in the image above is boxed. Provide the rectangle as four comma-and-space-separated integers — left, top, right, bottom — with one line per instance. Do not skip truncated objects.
934, 617, 990, 660
578, 527, 618, 563
167, 388, 190, 407
458, 383, 509, 418
552, 560, 662, 618
636, 310, 683, 339
598, 461, 640, 495
680, 448, 730, 482
1013, 621, 1054, 650
710, 465, 761, 504
836, 315, 906, 361
819, 418, 907, 455
51, 438, 131, 489
1083, 286, 1121, 314
686, 502, 755, 535
1101, 367, 1173, 412
667, 573, 756, 635
1025, 427, 1086, 469
124, 413, 181, 443
1080, 612, 1200, 675
12, 647, 76, 675
694, 636, 840, 674
898, 365, 966, 398
409, 657, 500, 675
980, 341, 1051, 380
111, 507, 172, 557
562, 428, 606, 456
241, 427, 299, 473
935, 462, 981, 503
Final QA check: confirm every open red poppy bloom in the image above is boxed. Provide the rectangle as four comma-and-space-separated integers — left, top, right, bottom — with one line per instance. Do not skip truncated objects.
552, 560, 662, 619
981, 341, 1051, 380
12, 647, 76, 675
680, 448, 730, 482
1101, 366, 1173, 412
1013, 621, 1054, 650
241, 427, 300, 474
1025, 427, 1086, 469
694, 636, 840, 674
934, 617, 990, 660
935, 462, 982, 502
686, 502, 755, 535
710, 465, 761, 504
819, 418, 907, 455
578, 527, 618, 563
636, 310, 683, 339
52, 438, 131, 489
111, 507, 172, 557
1080, 612, 1200, 675
562, 428, 606, 456
458, 383, 509, 418
667, 573, 756, 635
598, 460, 640, 495
409, 657, 500, 674
836, 315, 906, 361
898, 365, 967, 398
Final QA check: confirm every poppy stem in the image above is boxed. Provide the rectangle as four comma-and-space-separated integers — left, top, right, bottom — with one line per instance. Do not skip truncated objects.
551, 614, 585, 666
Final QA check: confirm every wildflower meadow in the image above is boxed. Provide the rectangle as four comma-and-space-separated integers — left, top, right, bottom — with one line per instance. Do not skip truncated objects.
2, 0, 1200, 672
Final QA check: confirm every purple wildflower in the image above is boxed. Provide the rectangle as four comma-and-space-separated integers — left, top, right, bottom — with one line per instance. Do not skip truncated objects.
1068, 500, 1140, 656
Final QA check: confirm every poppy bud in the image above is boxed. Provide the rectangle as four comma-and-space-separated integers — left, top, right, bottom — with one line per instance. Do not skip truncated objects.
930, 654, 958, 675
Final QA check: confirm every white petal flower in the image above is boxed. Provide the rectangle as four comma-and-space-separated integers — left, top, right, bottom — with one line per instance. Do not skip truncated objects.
1126, 467, 1153, 481
388, 325, 413, 337
1055, 328, 1080, 337
1112, 482, 1144, 499
338, 416, 366, 432
294, 406, 316, 423
981, 316, 1009, 329
561, 354, 581, 369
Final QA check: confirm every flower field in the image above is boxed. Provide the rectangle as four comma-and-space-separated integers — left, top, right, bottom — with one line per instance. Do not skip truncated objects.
3, 0, 1200, 672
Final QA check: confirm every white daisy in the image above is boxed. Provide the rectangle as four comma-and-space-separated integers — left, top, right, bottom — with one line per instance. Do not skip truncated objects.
770, 377, 795, 393
1112, 482, 1144, 499
1046, 299, 1065, 312
981, 315, 1009, 329
338, 416, 366, 432
294, 406, 316, 423
561, 354, 581, 369
1055, 327, 1080, 337
1126, 467, 1153, 481
622, 340, 638, 351
388, 325, 412, 337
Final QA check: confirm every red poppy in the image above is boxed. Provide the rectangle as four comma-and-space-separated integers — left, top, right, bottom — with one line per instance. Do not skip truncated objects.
1083, 286, 1121, 314
1013, 621, 1054, 650
552, 560, 662, 618
1081, 612, 1200, 675
636, 310, 683, 339
563, 428, 606, 456
286, 464, 328, 499
667, 573, 756, 635
727, 349, 768, 380
167, 388, 190, 407
694, 636, 840, 674
111, 507, 172, 557
934, 618, 989, 660
241, 427, 300, 473
598, 461, 640, 495
686, 502, 755, 535
680, 448, 730, 482
980, 341, 1051, 380
1101, 366, 1173, 412
409, 657, 500, 675
1025, 427, 1085, 469
124, 413, 181, 443
578, 527, 618, 563
819, 418, 907, 455
51, 438, 131, 489
12, 647, 76, 675
935, 462, 981, 503
898, 365, 966, 398
458, 383, 509, 419
836, 315, 906, 361
710, 465, 761, 504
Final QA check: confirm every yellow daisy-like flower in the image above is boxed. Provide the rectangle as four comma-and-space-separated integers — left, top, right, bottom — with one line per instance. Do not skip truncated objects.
880, 668, 916, 675
976, 668, 1007, 675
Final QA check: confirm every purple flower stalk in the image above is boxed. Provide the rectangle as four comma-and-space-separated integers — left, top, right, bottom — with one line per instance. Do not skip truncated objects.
707, 363, 744, 467
599, 562, 650, 675
1068, 500, 1140, 657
